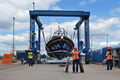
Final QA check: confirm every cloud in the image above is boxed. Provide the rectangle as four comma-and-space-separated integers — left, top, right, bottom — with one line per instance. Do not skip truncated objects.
51, 6, 62, 10
0, 0, 62, 56
0, 0, 61, 32
92, 41, 120, 50
90, 15, 97, 22
110, 29, 120, 40
90, 17, 120, 41
78, 1, 86, 6
42, 20, 78, 39
89, 0, 97, 3
78, 0, 97, 6
0, 31, 29, 55
41, 17, 120, 51
108, 42, 120, 46
110, 7, 120, 16
1, 2, 120, 56
89, 17, 120, 50
0, 31, 29, 46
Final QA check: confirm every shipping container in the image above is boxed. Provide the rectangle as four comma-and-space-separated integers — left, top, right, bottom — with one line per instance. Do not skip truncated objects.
102, 47, 108, 60
90, 49, 102, 62
91, 45, 120, 68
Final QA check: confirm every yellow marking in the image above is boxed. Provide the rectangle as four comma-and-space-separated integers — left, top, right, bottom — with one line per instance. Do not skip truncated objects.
48, 39, 73, 47
0, 64, 27, 72
48, 39, 61, 47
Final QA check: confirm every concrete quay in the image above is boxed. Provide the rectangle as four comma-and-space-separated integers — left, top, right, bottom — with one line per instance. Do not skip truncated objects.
0, 63, 120, 80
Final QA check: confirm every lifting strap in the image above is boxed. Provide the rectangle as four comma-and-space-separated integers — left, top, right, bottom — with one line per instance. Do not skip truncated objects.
64, 30, 78, 58
75, 30, 78, 45
72, 30, 78, 46
41, 30, 59, 59
73, 30, 75, 41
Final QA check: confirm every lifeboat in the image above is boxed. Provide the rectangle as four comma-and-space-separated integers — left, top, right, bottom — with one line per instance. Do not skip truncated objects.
46, 27, 74, 60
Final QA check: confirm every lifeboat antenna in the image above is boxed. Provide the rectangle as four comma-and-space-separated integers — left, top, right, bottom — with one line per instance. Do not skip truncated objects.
58, 22, 60, 35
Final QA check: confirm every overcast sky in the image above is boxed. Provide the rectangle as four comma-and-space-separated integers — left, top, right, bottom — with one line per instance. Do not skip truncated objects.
0, 0, 120, 56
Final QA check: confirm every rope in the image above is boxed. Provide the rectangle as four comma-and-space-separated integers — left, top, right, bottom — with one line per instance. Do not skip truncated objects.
75, 30, 78, 45
64, 47, 74, 57
64, 29, 78, 58
72, 30, 75, 42
72, 30, 78, 47
41, 30, 59, 59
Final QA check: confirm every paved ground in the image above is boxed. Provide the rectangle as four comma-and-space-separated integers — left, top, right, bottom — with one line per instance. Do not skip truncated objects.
0, 61, 24, 71
0, 63, 120, 80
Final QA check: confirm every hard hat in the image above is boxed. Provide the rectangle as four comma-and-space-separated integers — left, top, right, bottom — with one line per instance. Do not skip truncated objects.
107, 47, 111, 49
74, 47, 77, 50
30, 49, 32, 51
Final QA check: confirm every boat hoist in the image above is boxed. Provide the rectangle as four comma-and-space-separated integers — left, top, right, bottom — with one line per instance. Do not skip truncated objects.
29, 10, 90, 64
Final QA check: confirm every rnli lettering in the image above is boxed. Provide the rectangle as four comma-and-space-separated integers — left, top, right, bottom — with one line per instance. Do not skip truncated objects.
51, 43, 70, 51
51, 44, 61, 50
62, 44, 70, 50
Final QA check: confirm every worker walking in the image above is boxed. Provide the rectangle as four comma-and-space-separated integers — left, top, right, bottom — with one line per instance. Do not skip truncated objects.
106, 47, 113, 70
28, 49, 33, 66
69, 47, 80, 73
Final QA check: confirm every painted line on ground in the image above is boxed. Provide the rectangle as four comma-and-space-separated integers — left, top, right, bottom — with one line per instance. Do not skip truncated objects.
0, 64, 28, 72
92, 64, 120, 70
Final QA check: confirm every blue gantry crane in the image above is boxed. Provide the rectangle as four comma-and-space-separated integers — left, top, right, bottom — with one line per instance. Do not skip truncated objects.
29, 10, 90, 64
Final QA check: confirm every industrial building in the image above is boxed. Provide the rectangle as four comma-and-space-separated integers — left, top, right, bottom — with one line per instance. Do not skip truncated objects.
0, 55, 2, 60
16, 50, 41, 64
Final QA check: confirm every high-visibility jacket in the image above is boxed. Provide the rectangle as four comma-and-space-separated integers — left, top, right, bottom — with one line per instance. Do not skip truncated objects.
107, 51, 112, 60
72, 51, 80, 60
28, 52, 33, 59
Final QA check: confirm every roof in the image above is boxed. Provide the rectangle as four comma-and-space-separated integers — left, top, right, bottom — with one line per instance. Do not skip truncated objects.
102, 45, 120, 50
111, 45, 120, 49
16, 50, 25, 53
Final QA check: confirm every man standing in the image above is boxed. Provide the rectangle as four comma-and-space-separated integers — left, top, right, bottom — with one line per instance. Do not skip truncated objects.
69, 47, 80, 73
106, 47, 113, 70
28, 49, 33, 66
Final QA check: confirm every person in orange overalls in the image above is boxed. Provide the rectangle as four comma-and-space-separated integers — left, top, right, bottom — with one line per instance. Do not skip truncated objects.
69, 47, 80, 73
106, 47, 113, 70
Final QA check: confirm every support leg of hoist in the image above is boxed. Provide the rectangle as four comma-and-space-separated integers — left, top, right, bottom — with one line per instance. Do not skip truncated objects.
65, 58, 69, 72
85, 55, 90, 64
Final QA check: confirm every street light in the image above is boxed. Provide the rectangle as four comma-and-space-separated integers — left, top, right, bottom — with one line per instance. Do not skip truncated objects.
91, 36, 92, 50
106, 34, 108, 47
33, 2, 35, 10
13, 17, 15, 55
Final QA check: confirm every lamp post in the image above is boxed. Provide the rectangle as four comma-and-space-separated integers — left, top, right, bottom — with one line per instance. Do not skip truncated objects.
107, 34, 108, 47
91, 36, 92, 50
13, 17, 15, 55
33, 2, 35, 10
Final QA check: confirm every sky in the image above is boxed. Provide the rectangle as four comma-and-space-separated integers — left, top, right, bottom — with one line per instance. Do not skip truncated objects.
0, 0, 120, 56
